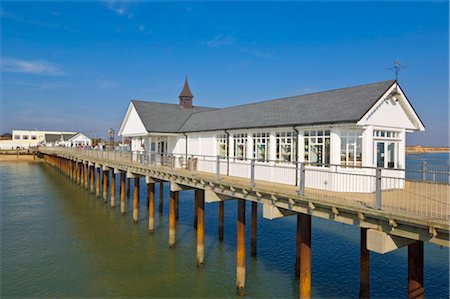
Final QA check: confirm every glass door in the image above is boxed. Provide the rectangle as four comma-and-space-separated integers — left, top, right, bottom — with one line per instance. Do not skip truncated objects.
376, 142, 385, 168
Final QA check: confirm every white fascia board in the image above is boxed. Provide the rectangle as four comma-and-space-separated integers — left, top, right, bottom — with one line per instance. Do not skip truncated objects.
118, 102, 149, 137
118, 102, 133, 136
357, 82, 425, 131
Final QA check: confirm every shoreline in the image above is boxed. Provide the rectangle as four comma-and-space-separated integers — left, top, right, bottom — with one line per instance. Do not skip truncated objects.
0, 154, 42, 163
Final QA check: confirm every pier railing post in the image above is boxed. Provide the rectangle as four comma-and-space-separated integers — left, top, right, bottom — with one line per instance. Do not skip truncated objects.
250, 159, 255, 188
421, 160, 427, 181
216, 155, 220, 181
375, 167, 382, 210
299, 162, 305, 196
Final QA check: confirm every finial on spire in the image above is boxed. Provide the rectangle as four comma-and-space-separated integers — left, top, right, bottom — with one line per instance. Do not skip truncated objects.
387, 60, 407, 82
179, 76, 193, 108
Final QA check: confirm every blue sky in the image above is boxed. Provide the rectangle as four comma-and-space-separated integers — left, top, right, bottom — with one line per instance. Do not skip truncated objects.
1, 1, 448, 145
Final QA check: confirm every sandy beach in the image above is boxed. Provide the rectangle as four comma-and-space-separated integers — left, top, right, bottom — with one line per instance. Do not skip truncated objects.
0, 154, 42, 163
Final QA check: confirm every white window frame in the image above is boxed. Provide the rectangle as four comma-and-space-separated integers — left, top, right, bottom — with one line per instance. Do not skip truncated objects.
303, 129, 330, 167
253, 132, 270, 161
216, 134, 228, 159
233, 133, 247, 160
276, 131, 296, 162
340, 130, 363, 167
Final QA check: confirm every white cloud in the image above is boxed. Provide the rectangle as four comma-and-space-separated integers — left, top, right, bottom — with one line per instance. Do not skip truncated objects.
0, 57, 63, 76
1, 80, 69, 89
206, 35, 235, 48
104, 0, 134, 18
239, 48, 277, 60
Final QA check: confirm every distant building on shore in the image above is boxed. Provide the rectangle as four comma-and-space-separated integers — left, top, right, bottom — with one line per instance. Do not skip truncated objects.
0, 130, 92, 149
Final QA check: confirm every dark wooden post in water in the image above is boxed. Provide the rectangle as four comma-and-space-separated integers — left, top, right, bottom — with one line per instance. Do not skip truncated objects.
175, 191, 179, 221
159, 182, 164, 213
299, 214, 312, 299
103, 168, 109, 203
148, 181, 155, 232
110, 171, 116, 208
408, 241, 424, 299
295, 214, 301, 277
96, 167, 101, 198
194, 193, 198, 229
90, 165, 95, 193
120, 172, 126, 215
251, 201, 257, 257
76, 162, 81, 184
359, 228, 370, 299
196, 189, 205, 267
84, 163, 89, 189
133, 177, 140, 223
169, 191, 177, 248
218, 201, 224, 241
127, 178, 131, 199
236, 199, 246, 295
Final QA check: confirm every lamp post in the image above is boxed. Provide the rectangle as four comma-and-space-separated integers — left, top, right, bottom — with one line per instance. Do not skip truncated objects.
108, 128, 115, 150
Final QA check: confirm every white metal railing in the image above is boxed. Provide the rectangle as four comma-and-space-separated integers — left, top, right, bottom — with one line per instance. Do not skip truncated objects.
40, 147, 450, 221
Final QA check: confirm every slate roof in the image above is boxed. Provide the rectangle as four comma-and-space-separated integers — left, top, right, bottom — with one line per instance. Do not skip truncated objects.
131, 101, 215, 133
179, 80, 396, 132
45, 133, 77, 142
132, 80, 396, 133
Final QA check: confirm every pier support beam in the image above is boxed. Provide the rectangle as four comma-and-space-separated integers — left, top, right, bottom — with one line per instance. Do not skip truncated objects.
251, 202, 257, 257
133, 177, 140, 223
148, 181, 155, 232
295, 214, 300, 277
103, 168, 109, 203
77, 162, 81, 184
169, 191, 177, 248
127, 178, 131, 199
360, 228, 370, 299
236, 199, 246, 295
84, 163, 88, 189
194, 193, 198, 229
299, 214, 311, 299
120, 172, 126, 215
89, 165, 94, 193
408, 241, 424, 299
159, 182, 163, 214
175, 191, 179, 221
218, 201, 224, 241
96, 167, 101, 199
196, 189, 205, 267
110, 171, 116, 208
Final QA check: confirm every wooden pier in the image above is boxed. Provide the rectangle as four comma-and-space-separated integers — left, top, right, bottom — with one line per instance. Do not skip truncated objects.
40, 148, 449, 298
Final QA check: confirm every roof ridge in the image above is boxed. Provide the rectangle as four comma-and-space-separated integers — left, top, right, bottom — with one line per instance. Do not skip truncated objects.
131, 99, 214, 110
182, 79, 395, 116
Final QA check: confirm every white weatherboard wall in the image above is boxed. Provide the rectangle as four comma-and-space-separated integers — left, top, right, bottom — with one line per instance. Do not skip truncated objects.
119, 103, 148, 137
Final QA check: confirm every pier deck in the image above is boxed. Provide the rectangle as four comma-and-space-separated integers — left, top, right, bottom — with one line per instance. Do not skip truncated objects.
40, 148, 449, 247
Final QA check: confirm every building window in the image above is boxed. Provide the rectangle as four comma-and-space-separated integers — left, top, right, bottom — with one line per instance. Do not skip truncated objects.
253, 132, 269, 161
276, 131, 296, 162
373, 130, 399, 139
216, 134, 228, 159
233, 133, 247, 160
23, 135, 29, 140
14, 135, 20, 140
31, 135, 37, 140
340, 130, 362, 167
304, 130, 330, 166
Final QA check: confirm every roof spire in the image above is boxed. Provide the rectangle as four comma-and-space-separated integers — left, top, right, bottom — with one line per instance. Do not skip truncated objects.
179, 75, 193, 108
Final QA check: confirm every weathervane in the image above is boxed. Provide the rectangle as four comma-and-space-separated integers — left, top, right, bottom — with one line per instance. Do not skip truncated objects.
387, 60, 407, 81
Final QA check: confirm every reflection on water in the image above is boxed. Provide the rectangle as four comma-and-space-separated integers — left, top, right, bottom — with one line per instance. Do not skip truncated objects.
1, 162, 448, 298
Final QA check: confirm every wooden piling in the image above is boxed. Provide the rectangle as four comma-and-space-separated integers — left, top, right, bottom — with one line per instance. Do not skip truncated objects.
89, 165, 95, 193
218, 201, 224, 241
236, 199, 246, 295
133, 177, 140, 223
127, 178, 131, 199
148, 182, 155, 232
359, 228, 370, 299
103, 168, 108, 203
120, 172, 126, 215
251, 201, 257, 257
159, 182, 163, 213
96, 167, 101, 198
194, 193, 198, 229
175, 191, 179, 221
408, 241, 424, 299
110, 171, 116, 208
169, 191, 177, 248
299, 214, 311, 299
295, 214, 301, 277
84, 163, 88, 189
196, 189, 205, 267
